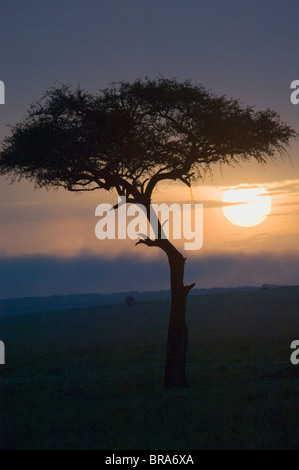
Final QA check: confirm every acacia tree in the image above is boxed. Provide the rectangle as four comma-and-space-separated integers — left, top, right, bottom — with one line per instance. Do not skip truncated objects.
0, 78, 296, 387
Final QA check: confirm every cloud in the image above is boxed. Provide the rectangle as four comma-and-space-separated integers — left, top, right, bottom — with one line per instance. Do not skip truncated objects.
0, 199, 95, 224
0, 252, 298, 300
267, 179, 299, 195
219, 179, 299, 197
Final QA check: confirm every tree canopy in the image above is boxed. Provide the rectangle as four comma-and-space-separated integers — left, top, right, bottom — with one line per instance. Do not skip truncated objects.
1, 78, 296, 204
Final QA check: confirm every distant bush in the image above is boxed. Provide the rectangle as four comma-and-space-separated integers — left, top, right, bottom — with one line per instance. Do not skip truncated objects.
125, 296, 135, 307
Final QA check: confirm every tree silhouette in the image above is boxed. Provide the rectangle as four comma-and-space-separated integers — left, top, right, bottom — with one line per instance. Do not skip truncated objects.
0, 78, 296, 388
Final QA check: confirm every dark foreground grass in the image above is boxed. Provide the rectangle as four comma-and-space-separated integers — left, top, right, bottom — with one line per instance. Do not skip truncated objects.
1, 286, 299, 449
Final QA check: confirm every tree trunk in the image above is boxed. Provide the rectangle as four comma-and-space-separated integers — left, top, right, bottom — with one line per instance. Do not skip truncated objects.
140, 205, 195, 388
164, 249, 192, 388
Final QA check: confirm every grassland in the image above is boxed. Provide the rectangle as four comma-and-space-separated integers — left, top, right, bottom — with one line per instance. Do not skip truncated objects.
1, 286, 299, 450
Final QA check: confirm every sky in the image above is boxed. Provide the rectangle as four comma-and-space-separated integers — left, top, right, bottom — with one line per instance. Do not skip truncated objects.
0, 0, 299, 298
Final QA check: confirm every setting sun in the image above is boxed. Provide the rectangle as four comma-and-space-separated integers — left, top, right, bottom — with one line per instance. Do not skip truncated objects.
222, 187, 272, 227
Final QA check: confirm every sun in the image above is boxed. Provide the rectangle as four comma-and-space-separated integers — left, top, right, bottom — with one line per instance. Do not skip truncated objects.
222, 187, 272, 227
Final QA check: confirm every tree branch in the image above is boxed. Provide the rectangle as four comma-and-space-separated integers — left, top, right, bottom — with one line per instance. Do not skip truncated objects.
145, 166, 193, 200
184, 283, 196, 293
135, 238, 161, 248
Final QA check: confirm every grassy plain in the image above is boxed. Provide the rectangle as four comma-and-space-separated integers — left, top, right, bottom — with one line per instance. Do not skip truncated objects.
1, 286, 299, 449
